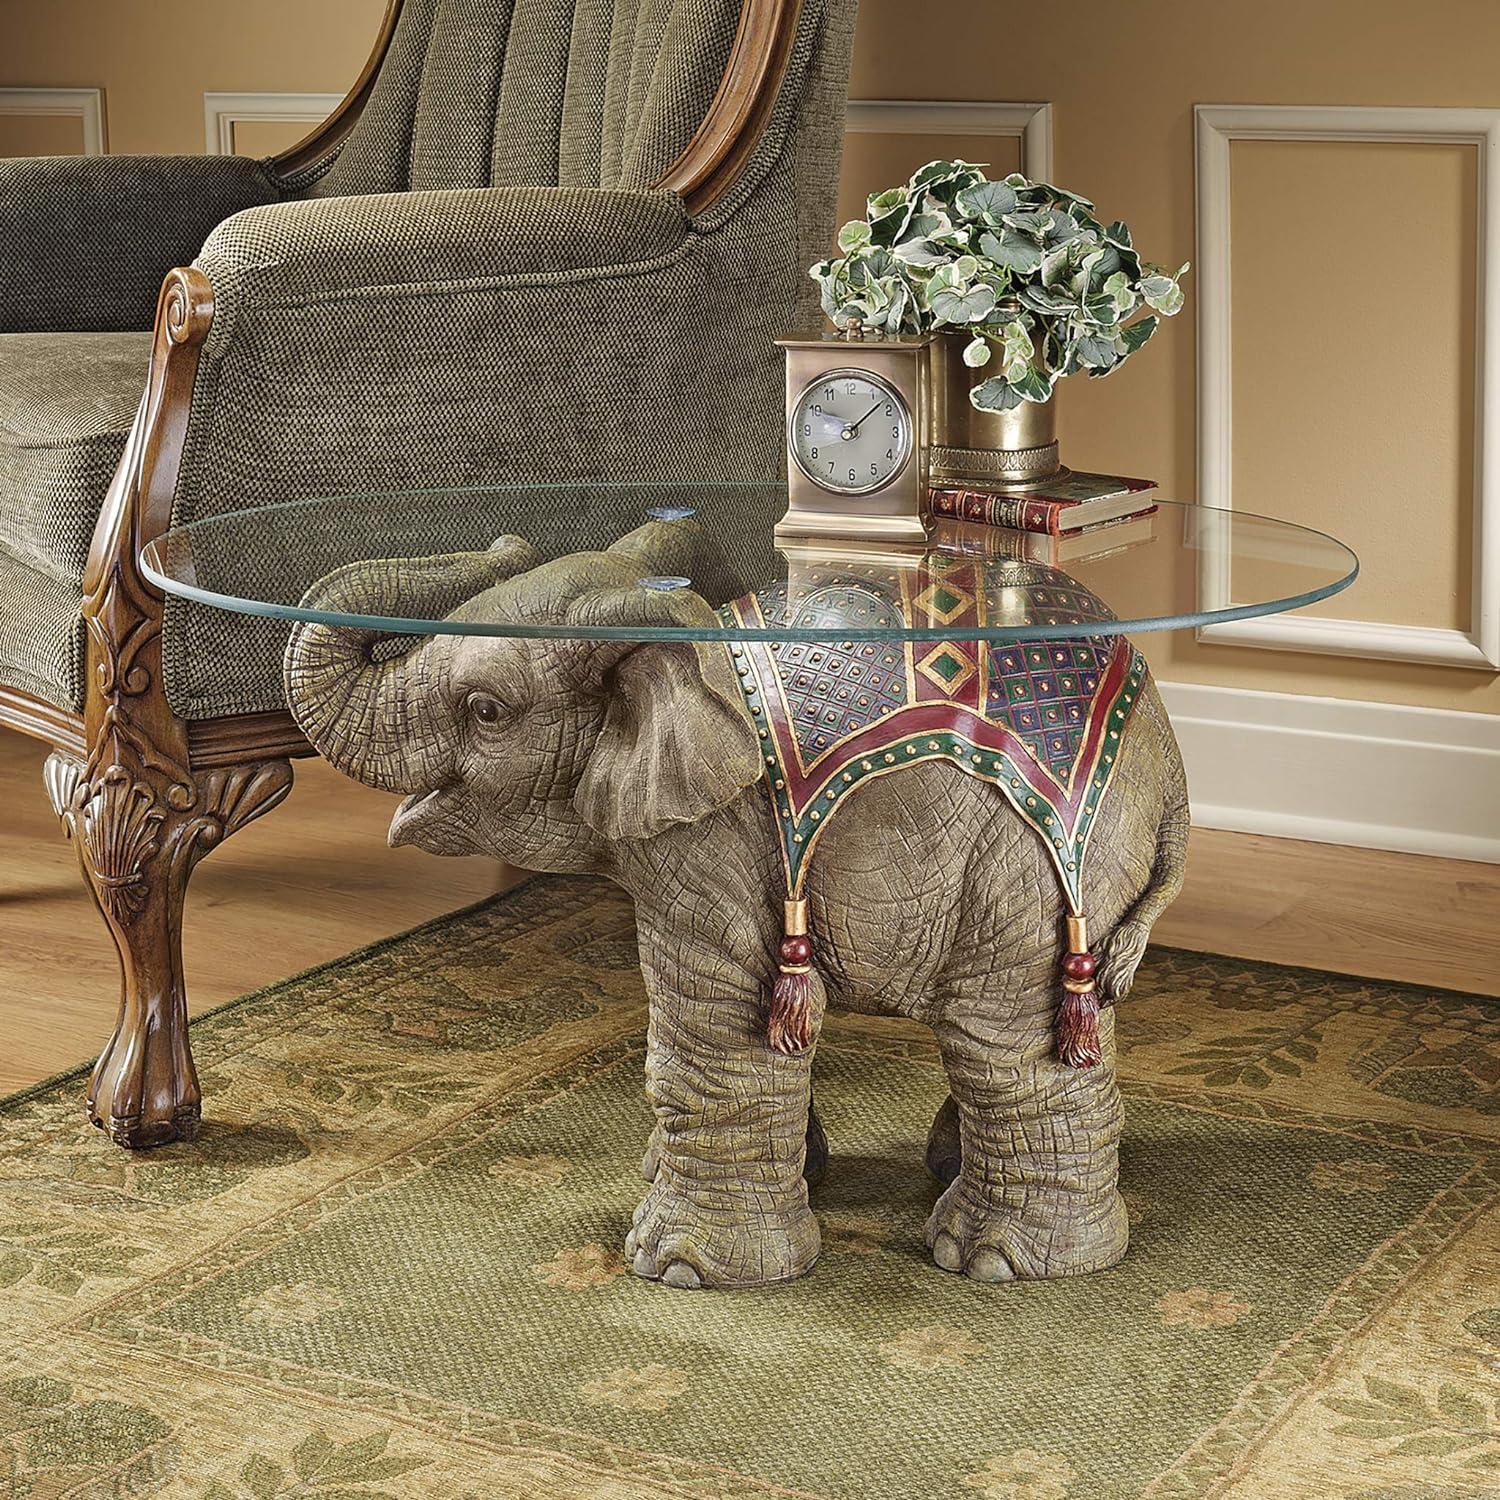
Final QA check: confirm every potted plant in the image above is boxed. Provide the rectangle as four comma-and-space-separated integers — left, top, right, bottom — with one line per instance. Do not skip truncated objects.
809, 160, 1188, 484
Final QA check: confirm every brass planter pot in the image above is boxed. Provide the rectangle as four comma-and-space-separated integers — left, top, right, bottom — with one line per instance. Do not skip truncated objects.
927, 332, 1064, 489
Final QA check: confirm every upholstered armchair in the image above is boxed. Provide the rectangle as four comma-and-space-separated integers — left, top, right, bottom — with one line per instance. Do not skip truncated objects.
0, 0, 857, 1148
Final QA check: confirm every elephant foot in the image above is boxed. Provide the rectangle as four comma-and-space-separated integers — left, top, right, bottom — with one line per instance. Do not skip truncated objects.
924, 1095, 962, 1186
641, 1102, 829, 1188
923, 1177, 1128, 1284
625, 1179, 820, 1289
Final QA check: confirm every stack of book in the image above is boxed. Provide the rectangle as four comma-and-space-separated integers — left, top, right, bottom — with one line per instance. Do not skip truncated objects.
926, 471, 1158, 564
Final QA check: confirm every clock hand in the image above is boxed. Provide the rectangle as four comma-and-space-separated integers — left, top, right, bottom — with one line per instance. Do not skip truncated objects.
841, 399, 885, 439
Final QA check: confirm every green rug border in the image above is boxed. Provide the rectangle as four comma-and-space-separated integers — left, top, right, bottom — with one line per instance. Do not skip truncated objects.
5, 866, 1492, 1120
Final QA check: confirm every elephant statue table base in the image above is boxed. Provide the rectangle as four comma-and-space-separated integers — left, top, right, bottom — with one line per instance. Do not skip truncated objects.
283, 522, 1190, 1290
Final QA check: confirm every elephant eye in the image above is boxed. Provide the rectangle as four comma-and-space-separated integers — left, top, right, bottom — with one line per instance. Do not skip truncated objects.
466, 692, 504, 726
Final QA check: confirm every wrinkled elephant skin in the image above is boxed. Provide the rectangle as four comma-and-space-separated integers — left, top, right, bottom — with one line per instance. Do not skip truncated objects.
284, 527, 1189, 1290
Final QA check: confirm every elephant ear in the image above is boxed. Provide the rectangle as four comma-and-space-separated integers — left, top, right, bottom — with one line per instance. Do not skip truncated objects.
569, 585, 763, 842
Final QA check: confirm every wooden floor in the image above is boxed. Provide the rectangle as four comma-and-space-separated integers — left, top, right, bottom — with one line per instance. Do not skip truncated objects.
1, 724, 1496, 1095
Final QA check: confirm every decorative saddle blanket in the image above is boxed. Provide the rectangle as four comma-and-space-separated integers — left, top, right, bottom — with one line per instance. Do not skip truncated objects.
716, 553, 1149, 1066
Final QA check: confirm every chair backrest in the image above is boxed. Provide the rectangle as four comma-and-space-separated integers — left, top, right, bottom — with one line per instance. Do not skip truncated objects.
312, 0, 752, 197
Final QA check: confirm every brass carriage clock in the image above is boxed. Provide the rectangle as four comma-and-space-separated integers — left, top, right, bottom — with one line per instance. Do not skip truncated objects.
776, 331, 929, 542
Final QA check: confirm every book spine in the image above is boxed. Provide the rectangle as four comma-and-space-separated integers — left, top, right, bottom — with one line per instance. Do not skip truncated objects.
926, 488, 1067, 535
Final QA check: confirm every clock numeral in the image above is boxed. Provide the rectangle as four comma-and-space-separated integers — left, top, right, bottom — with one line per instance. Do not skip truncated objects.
810, 447, 818, 459
849, 468, 857, 482
884, 403, 894, 415
886, 449, 894, 461
892, 426, 901, 439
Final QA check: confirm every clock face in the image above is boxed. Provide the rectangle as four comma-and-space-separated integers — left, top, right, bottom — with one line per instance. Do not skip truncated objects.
788, 368, 913, 496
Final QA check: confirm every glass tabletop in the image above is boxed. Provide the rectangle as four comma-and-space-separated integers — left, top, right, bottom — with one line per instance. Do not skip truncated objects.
142, 482, 1357, 643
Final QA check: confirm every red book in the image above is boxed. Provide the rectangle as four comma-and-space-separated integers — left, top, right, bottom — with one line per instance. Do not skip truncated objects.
927, 472, 1158, 534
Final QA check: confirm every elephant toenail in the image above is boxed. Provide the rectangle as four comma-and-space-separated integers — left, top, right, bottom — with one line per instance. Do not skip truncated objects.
966, 1247, 1014, 1283
632, 1248, 655, 1278
932, 1231, 963, 1272
624, 1228, 639, 1258
662, 1260, 703, 1290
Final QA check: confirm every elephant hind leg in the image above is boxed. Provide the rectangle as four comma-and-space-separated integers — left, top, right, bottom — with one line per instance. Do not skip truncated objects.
926, 1019, 1127, 1283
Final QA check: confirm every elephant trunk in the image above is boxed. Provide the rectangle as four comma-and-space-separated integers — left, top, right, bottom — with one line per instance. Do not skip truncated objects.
283, 542, 540, 793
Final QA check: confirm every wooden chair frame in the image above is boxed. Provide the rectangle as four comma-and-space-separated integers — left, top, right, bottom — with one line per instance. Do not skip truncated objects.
1, 0, 804, 1148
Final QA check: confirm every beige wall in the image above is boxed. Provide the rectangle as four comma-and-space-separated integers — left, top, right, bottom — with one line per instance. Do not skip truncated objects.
2, 0, 1496, 714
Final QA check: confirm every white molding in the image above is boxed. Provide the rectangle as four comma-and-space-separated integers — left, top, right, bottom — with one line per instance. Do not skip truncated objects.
0, 87, 105, 154
1194, 103, 1500, 670
203, 91, 342, 156
845, 100, 1053, 182
1159, 679, 1500, 863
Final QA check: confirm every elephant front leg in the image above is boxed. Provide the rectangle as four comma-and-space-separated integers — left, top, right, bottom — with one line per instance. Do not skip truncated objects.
926, 1017, 1128, 1283
627, 962, 822, 1289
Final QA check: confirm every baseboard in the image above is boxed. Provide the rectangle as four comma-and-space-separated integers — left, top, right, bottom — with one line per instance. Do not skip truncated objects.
1157, 681, 1500, 864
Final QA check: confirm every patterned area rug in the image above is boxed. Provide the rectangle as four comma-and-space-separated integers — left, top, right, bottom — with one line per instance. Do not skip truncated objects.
3, 878, 1499, 1500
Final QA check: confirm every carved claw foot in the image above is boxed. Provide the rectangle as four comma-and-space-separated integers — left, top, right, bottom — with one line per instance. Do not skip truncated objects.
625, 1180, 820, 1289
47, 752, 293, 1150
923, 1178, 1128, 1283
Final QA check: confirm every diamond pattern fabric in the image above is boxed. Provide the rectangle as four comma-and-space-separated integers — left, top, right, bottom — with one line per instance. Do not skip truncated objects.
717, 556, 1150, 913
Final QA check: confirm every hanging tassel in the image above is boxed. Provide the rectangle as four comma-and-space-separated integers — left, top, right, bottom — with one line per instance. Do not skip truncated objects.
1056, 913, 1102, 1068
769, 897, 814, 1055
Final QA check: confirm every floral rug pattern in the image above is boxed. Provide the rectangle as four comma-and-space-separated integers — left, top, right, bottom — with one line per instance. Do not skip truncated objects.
3, 877, 1499, 1499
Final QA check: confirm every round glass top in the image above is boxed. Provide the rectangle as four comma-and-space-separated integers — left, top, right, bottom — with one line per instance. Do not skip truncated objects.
142, 482, 1357, 643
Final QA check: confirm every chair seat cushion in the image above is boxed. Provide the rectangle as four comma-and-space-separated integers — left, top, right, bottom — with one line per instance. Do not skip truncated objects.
0, 331, 150, 582
0, 542, 86, 711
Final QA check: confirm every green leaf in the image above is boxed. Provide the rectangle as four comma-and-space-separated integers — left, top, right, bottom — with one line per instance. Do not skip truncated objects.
962, 335, 992, 368
1039, 241, 1074, 290
0, 1251, 30, 1288
1003, 209, 1054, 238
909, 159, 961, 191
1103, 270, 1137, 314
1076, 333, 1118, 370
909, 159, 986, 201
930, 285, 997, 325
867, 187, 916, 247
1263, 1053, 1301, 1077
1083, 294, 1120, 326
836, 219, 871, 253
981, 229, 1043, 276
1240, 1064, 1272, 1089
1019, 284, 1078, 317
955, 178, 1019, 223
970, 377, 1027, 413
1141, 269, 1187, 316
